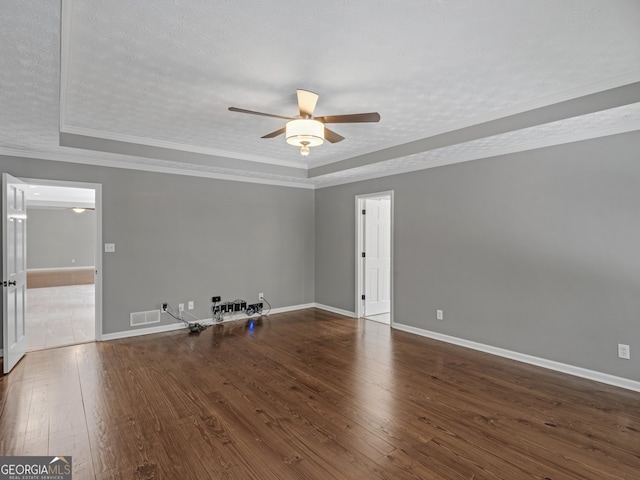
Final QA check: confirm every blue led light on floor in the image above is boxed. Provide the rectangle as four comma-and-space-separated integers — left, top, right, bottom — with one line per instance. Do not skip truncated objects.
249, 320, 255, 332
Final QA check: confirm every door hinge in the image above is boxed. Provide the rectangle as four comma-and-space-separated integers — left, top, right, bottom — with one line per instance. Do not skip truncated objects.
361, 294, 365, 300
361, 252, 366, 258
362, 209, 366, 215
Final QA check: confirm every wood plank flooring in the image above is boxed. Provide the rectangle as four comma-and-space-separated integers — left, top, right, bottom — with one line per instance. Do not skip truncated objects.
1, 308, 639, 479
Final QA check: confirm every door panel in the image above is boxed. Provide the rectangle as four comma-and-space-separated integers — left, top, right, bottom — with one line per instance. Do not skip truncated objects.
364, 197, 391, 316
3, 173, 28, 374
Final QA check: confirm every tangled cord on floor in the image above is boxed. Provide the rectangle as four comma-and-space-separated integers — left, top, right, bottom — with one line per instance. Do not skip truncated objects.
165, 305, 208, 333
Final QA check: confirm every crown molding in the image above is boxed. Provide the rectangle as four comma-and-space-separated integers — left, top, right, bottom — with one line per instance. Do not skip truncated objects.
309, 82, 640, 178
60, 124, 307, 170
307, 71, 640, 169
4, 116, 639, 191
0, 147, 316, 189
314, 123, 640, 188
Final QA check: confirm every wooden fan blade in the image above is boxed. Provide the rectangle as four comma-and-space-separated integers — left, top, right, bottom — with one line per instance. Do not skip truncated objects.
228, 107, 294, 121
297, 89, 319, 118
324, 127, 345, 143
261, 127, 286, 139
315, 112, 380, 124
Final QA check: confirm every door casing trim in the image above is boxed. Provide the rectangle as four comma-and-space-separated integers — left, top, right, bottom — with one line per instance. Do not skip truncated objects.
355, 190, 394, 323
20, 177, 103, 342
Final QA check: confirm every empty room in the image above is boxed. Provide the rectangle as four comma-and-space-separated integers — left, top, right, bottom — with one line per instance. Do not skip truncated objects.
1, 1, 639, 479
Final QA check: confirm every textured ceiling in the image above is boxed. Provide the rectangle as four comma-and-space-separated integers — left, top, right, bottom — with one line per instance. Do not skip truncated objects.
26, 185, 95, 209
1, 0, 639, 188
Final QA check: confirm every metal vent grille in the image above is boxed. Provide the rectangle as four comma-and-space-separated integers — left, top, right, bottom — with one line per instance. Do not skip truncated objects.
130, 309, 161, 327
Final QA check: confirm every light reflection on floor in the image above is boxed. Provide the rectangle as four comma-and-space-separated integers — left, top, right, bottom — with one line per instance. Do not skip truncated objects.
352, 317, 397, 448
364, 312, 391, 324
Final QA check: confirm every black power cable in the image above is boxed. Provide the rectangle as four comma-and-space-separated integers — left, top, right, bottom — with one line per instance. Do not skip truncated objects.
164, 305, 207, 333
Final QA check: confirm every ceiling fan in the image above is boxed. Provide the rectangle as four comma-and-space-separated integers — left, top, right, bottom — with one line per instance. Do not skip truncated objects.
228, 89, 380, 156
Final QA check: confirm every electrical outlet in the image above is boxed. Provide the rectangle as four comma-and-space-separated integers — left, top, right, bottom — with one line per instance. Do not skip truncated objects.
188, 301, 194, 310
212, 296, 221, 303
161, 303, 168, 312
618, 344, 630, 360
259, 292, 264, 300
247, 302, 263, 314
436, 309, 444, 321
178, 303, 184, 312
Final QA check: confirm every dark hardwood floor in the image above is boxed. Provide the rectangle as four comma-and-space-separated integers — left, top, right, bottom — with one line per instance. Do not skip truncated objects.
1, 308, 639, 479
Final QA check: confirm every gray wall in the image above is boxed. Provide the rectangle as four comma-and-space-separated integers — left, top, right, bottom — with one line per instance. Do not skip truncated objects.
3, 131, 638, 383
27, 208, 95, 269
315, 131, 640, 382
0, 155, 314, 336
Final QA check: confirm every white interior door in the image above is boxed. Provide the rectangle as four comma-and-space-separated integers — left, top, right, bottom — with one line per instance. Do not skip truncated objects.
364, 197, 391, 316
3, 173, 28, 373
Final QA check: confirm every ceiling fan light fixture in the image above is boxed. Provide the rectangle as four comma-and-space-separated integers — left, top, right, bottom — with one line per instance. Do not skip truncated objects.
228, 89, 380, 156
285, 119, 324, 152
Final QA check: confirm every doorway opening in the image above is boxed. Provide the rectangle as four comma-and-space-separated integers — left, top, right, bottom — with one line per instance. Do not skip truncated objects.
356, 191, 393, 325
22, 178, 102, 351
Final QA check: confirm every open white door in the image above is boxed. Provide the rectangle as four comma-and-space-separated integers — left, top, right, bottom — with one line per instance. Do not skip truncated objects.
363, 197, 391, 316
2, 173, 28, 373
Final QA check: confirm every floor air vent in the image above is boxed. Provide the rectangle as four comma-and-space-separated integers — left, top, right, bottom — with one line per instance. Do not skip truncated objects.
130, 309, 161, 327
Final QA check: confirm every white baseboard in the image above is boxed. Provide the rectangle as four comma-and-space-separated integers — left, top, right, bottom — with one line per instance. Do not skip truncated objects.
271, 303, 316, 314
100, 303, 319, 342
393, 323, 640, 393
101, 322, 186, 341
313, 303, 356, 318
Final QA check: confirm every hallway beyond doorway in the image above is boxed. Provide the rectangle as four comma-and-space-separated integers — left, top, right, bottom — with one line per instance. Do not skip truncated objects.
26, 284, 95, 351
